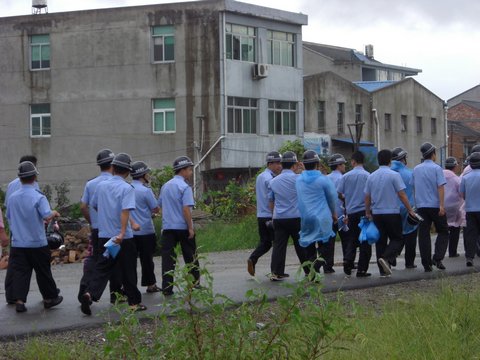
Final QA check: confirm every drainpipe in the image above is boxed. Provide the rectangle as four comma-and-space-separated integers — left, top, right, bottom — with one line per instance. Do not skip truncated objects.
193, 135, 225, 200
372, 108, 380, 149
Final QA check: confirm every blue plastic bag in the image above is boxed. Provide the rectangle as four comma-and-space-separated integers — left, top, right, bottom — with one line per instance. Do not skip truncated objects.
103, 237, 121, 259
358, 217, 380, 245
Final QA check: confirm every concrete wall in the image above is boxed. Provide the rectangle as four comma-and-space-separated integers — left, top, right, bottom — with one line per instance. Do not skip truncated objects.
303, 48, 361, 81
448, 85, 480, 107
371, 79, 446, 165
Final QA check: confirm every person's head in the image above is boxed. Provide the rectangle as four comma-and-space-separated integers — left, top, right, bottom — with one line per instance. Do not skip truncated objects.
302, 150, 320, 171
280, 151, 298, 170
131, 161, 151, 183
173, 156, 194, 180
469, 152, 480, 170
19, 155, 37, 166
350, 151, 365, 167
378, 149, 392, 166
391, 147, 408, 165
445, 157, 458, 171
471, 144, 480, 155
328, 153, 346, 173
265, 151, 282, 175
18, 161, 38, 184
420, 142, 436, 160
111, 153, 132, 177
96, 149, 115, 172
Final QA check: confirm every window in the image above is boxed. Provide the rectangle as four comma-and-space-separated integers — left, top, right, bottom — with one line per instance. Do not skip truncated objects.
152, 26, 175, 62
355, 104, 362, 123
30, 34, 50, 70
268, 100, 297, 135
401, 115, 407, 132
337, 102, 344, 134
267, 30, 294, 67
30, 104, 51, 137
318, 101, 326, 133
416, 116, 423, 133
153, 99, 175, 133
227, 97, 257, 134
431, 118, 437, 135
225, 23, 255, 62
384, 113, 392, 132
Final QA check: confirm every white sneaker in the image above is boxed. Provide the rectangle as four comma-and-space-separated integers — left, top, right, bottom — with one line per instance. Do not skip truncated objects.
378, 258, 392, 276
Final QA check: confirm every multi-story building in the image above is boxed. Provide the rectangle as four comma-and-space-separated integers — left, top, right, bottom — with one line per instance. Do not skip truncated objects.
0, 0, 307, 198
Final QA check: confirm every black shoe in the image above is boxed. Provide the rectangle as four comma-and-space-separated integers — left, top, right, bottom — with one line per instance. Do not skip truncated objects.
389, 258, 397, 267
449, 253, 460, 258
356, 272, 372, 278
424, 265, 433, 272
343, 263, 352, 276
405, 264, 417, 269
7, 300, 15, 305
146, 285, 162, 293
433, 260, 446, 270
278, 273, 290, 279
247, 258, 256, 276
44, 296, 63, 309
324, 268, 335, 274
80, 293, 92, 315
16, 303, 27, 313
467, 260, 474, 267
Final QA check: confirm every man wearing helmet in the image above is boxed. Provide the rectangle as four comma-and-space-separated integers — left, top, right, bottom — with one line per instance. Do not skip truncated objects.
247, 151, 282, 277
158, 156, 200, 296
412, 143, 449, 272
130, 161, 160, 293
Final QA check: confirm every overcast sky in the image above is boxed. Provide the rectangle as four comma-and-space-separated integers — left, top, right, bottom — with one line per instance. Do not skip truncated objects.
2, 0, 479, 101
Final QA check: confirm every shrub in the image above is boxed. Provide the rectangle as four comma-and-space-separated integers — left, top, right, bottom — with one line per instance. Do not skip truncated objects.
150, 166, 175, 197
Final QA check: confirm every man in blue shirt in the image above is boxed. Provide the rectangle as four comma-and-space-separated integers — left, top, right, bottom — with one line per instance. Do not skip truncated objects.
247, 151, 282, 276
297, 151, 338, 275
77, 149, 115, 303
158, 156, 200, 296
337, 151, 371, 277
6, 161, 62, 313
365, 150, 417, 277
268, 151, 315, 281
412, 142, 449, 272
81, 153, 145, 315
391, 147, 418, 268
130, 161, 160, 292
326, 153, 347, 274
459, 152, 480, 267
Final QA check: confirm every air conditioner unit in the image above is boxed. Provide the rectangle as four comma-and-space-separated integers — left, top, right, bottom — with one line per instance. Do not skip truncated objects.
253, 63, 268, 79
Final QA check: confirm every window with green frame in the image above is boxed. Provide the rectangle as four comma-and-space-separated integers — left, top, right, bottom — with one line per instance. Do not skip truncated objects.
152, 26, 175, 62
153, 99, 175, 133
225, 23, 255, 62
268, 100, 297, 135
30, 103, 51, 137
30, 34, 50, 70
267, 30, 294, 67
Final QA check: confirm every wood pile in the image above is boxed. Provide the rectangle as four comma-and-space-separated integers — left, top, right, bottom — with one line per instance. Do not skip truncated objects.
50, 225, 90, 265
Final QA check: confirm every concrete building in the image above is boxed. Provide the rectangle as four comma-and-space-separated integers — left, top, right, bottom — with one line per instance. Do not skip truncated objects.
0, 0, 307, 199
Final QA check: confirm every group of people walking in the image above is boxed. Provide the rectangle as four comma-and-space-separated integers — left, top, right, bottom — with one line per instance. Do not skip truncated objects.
247, 142, 480, 280
2, 151, 200, 314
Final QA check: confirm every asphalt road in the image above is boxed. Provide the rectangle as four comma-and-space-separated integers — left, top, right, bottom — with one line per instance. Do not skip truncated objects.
0, 238, 477, 340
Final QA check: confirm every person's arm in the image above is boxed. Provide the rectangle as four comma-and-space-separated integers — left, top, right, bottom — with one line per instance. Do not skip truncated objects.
438, 185, 445, 216
183, 206, 194, 239
115, 209, 130, 244
0, 227, 9, 248
365, 194, 372, 219
80, 202, 91, 225
129, 217, 140, 231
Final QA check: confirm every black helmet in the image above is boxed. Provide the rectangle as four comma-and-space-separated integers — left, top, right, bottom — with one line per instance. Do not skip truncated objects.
469, 152, 480, 169
96, 149, 115, 166
445, 157, 458, 168
471, 145, 480, 154
420, 142, 436, 159
302, 150, 320, 164
328, 153, 346, 166
111, 153, 132, 171
131, 161, 151, 178
407, 211, 424, 226
18, 161, 39, 178
46, 221, 64, 250
173, 156, 194, 171
266, 151, 282, 163
281, 151, 298, 163
392, 147, 408, 161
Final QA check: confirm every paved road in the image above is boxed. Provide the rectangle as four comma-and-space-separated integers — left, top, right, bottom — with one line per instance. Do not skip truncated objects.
0, 238, 477, 340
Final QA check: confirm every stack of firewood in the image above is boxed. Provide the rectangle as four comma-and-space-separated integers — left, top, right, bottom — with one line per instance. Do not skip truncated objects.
50, 225, 90, 265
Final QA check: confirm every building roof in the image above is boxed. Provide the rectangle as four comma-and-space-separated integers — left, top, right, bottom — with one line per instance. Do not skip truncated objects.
462, 100, 480, 111
354, 81, 397, 92
447, 84, 480, 103
448, 121, 480, 138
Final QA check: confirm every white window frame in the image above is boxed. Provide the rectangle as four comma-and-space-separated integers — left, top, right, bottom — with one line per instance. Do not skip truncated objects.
152, 99, 176, 134
268, 100, 297, 135
30, 104, 51, 138
152, 26, 175, 63
227, 97, 258, 134
267, 30, 295, 67
30, 34, 50, 71
225, 23, 256, 62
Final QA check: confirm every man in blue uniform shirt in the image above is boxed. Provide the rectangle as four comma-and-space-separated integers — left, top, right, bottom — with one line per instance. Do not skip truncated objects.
6, 161, 62, 313
158, 156, 200, 296
459, 152, 480, 267
336, 151, 371, 277
365, 149, 417, 277
247, 151, 282, 276
81, 153, 145, 315
412, 142, 449, 272
77, 149, 115, 303
268, 151, 315, 281
391, 147, 418, 268
130, 161, 160, 292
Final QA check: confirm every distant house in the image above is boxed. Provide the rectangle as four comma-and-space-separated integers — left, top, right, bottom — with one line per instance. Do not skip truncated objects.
448, 121, 480, 165
447, 84, 480, 108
